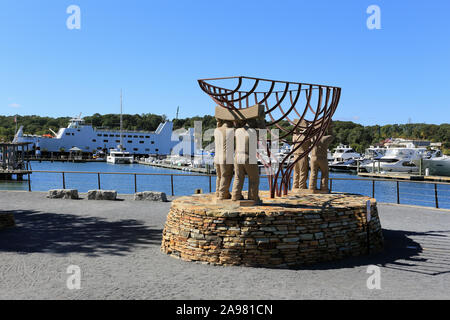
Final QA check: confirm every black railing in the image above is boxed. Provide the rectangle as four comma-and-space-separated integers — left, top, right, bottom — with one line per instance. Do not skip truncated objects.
27, 170, 213, 196
329, 177, 450, 209
22, 170, 450, 209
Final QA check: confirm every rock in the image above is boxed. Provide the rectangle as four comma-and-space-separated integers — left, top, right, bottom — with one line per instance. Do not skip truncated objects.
87, 190, 117, 200
299, 234, 314, 241
134, 191, 168, 202
314, 232, 324, 239
47, 189, 79, 199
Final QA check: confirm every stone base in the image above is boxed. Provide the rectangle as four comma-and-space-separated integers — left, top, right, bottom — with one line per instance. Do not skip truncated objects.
213, 198, 261, 207
161, 191, 384, 268
0, 212, 15, 230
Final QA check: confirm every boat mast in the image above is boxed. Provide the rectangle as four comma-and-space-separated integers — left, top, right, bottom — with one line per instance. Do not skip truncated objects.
120, 89, 123, 150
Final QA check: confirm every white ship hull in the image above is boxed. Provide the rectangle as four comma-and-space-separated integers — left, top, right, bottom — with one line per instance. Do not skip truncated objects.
106, 156, 133, 164
363, 163, 419, 173
14, 118, 196, 156
413, 157, 450, 176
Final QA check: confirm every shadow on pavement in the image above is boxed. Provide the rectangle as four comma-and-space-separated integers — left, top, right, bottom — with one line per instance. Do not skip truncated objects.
295, 228, 450, 276
0, 210, 162, 257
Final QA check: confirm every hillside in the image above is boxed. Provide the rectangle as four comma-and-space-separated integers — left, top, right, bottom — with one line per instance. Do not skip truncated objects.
2, 114, 449, 154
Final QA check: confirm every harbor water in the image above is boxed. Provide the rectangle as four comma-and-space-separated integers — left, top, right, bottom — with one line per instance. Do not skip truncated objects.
1, 161, 449, 209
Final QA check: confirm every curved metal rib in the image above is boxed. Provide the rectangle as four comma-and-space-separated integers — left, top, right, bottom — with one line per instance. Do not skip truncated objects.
197, 75, 341, 198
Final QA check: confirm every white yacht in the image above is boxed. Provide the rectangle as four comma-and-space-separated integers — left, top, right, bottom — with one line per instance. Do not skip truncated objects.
106, 148, 133, 164
412, 155, 450, 177
332, 145, 361, 162
363, 146, 386, 160
361, 147, 427, 173
106, 91, 134, 165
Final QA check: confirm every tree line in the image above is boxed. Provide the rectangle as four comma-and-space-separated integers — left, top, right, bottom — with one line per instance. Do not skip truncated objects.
1, 114, 449, 154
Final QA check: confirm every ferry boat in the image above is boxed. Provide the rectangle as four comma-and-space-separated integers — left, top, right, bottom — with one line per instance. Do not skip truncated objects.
13, 117, 194, 156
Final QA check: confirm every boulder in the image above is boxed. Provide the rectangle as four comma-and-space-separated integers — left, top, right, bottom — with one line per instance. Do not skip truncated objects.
47, 189, 79, 199
87, 190, 117, 200
134, 191, 168, 202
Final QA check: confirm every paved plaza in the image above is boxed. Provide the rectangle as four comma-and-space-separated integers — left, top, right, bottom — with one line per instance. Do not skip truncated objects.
0, 191, 449, 299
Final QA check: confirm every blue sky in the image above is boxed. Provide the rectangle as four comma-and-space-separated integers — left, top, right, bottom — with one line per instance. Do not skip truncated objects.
1, 0, 449, 125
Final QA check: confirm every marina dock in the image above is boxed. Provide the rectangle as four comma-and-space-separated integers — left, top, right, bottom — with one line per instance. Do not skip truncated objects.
358, 172, 450, 183
29, 158, 106, 163
137, 160, 215, 174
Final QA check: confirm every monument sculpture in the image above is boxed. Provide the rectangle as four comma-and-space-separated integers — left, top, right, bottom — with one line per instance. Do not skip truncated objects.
291, 119, 312, 191
231, 118, 261, 202
213, 119, 234, 200
214, 103, 265, 202
197, 76, 340, 198
309, 126, 334, 192
161, 76, 384, 268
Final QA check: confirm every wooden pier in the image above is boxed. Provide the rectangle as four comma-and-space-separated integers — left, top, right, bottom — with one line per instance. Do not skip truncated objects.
0, 169, 32, 181
0, 142, 32, 181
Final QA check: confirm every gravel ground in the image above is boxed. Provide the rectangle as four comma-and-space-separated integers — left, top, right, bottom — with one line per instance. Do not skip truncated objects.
0, 190, 449, 300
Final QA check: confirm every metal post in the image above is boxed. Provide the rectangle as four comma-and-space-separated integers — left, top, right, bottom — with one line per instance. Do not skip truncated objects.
209, 175, 212, 193
97, 173, 101, 189
396, 181, 400, 204
171, 174, 174, 196
134, 174, 137, 193
329, 178, 333, 193
435, 183, 439, 209
62, 172, 66, 189
366, 200, 371, 255
28, 173, 31, 192
372, 180, 375, 198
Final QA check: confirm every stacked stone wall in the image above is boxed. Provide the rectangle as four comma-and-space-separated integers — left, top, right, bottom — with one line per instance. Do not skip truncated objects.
161, 192, 383, 267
